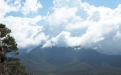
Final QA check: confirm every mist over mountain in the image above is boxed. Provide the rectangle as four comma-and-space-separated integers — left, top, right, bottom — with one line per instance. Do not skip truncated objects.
20, 46, 121, 75
1, 0, 121, 55
1, 0, 121, 75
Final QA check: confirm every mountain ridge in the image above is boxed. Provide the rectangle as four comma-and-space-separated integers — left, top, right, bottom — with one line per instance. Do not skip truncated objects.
20, 46, 121, 75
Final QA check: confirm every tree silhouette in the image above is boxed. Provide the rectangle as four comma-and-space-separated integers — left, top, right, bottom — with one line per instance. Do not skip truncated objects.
0, 23, 18, 58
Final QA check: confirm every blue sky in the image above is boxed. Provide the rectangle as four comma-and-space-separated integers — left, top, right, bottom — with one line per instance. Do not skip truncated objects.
6, 0, 121, 17
1, 0, 121, 54
32, 0, 121, 15
82, 0, 121, 9
38, 0, 53, 15
30, 0, 121, 16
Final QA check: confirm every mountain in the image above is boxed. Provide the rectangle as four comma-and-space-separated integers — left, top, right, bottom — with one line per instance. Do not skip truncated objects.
19, 46, 121, 75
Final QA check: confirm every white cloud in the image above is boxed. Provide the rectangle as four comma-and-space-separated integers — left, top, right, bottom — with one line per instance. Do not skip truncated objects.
1, 0, 121, 54
43, 31, 79, 47
114, 31, 121, 40
0, 0, 22, 16
21, 0, 42, 15
0, 0, 46, 48
0, 0, 10, 19
2, 15, 48, 48
42, 0, 121, 54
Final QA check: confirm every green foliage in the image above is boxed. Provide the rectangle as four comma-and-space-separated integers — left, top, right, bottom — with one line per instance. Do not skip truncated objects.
2, 35, 18, 52
20, 47, 121, 75
6, 57, 20, 62
11, 61, 26, 70
21, 57, 121, 75
0, 23, 18, 56
0, 24, 32, 75
0, 23, 11, 37
0, 63, 32, 75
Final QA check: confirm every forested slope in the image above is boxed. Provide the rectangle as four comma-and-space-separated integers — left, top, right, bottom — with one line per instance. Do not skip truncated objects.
20, 46, 121, 75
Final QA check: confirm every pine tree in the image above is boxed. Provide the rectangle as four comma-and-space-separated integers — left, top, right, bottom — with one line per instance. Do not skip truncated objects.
0, 23, 18, 61
0, 24, 32, 75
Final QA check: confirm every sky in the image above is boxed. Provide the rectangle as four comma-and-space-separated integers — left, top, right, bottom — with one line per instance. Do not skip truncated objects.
1, 0, 121, 54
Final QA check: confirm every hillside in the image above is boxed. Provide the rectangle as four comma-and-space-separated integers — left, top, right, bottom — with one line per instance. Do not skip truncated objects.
20, 46, 121, 75
0, 62, 32, 75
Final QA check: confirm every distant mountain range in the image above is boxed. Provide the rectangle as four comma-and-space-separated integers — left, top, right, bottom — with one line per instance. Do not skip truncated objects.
19, 46, 121, 75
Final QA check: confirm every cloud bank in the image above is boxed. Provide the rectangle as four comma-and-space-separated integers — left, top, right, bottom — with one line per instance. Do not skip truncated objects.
1, 0, 121, 54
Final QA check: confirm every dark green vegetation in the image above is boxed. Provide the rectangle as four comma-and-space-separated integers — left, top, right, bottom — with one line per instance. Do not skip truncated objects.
0, 24, 31, 75
0, 24, 19, 62
0, 62, 32, 75
0, 23, 18, 54
20, 46, 121, 75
